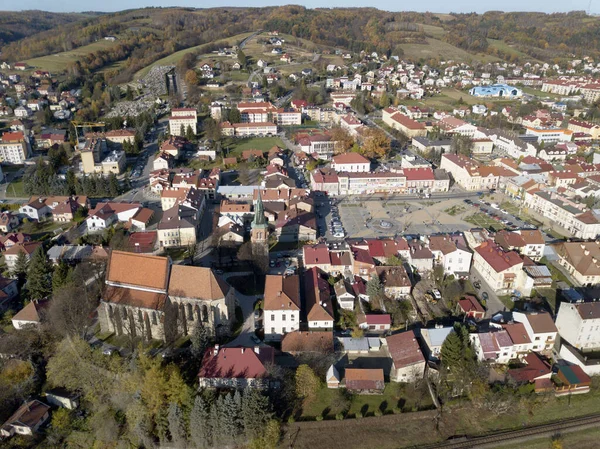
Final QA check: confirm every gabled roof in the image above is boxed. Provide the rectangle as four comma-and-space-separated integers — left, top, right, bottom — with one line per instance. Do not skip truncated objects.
198, 346, 274, 380
168, 265, 229, 300
304, 267, 334, 322
507, 352, 551, 383
385, 330, 425, 368
332, 152, 370, 165
263, 275, 300, 311
458, 294, 485, 314
12, 300, 47, 323
345, 368, 384, 391
1, 400, 49, 433
106, 250, 170, 291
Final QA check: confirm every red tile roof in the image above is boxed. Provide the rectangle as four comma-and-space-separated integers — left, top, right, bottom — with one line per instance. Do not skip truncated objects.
198, 346, 274, 379
475, 240, 523, 273
386, 330, 425, 368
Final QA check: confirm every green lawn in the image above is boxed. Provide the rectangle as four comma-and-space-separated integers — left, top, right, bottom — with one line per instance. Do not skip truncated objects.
6, 180, 26, 198
301, 383, 432, 420
521, 87, 562, 99
222, 136, 287, 157
464, 213, 506, 231
444, 205, 466, 216
486, 39, 538, 62
396, 38, 498, 63
134, 32, 254, 80
25, 40, 119, 72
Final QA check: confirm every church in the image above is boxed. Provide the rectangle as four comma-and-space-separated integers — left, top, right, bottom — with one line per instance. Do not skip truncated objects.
98, 250, 236, 342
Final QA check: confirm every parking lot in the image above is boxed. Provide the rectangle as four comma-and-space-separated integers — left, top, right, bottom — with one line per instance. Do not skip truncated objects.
315, 197, 347, 240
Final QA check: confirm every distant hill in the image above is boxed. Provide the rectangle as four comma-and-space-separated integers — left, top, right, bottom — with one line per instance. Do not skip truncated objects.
0, 10, 100, 46
2, 7, 600, 83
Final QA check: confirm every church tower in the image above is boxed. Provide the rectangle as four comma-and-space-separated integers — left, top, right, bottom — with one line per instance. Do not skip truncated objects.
251, 190, 268, 243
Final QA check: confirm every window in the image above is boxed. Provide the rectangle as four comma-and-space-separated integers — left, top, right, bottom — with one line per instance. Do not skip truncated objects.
282, 327, 286, 333
282, 314, 286, 321
271, 328, 275, 334
271, 314, 275, 321
291, 314, 295, 321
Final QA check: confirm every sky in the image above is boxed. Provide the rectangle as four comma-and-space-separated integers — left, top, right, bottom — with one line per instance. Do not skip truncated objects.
3, 0, 597, 14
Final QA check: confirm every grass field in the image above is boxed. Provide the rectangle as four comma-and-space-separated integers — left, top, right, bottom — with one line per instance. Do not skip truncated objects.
420, 24, 446, 38
25, 40, 119, 72
397, 38, 498, 63
222, 136, 286, 156
486, 39, 538, 62
521, 86, 563, 99
465, 212, 506, 231
301, 383, 432, 419
134, 32, 254, 79
6, 180, 26, 198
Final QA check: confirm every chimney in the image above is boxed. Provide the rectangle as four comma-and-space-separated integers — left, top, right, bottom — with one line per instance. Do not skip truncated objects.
214, 345, 220, 356
585, 250, 590, 256
254, 346, 260, 354
241, 347, 245, 354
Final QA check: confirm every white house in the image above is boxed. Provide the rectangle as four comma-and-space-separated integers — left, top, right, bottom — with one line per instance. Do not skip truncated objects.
556, 302, 600, 351
428, 234, 473, 277
263, 275, 301, 341
513, 311, 557, 352
331, 152, 370, 173
0, 400, 50, 438
334, 279, 355, 311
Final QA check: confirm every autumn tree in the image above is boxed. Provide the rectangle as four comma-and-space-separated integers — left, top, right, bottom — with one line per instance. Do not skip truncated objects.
330, 126, 354, 155
451, 134, 473, 157
295, 364, 320, 398
185, 69, 199, 86
360, 127, 391, 158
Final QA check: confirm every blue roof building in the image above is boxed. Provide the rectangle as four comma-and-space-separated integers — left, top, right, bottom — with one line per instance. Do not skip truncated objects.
469, 84, 523, 98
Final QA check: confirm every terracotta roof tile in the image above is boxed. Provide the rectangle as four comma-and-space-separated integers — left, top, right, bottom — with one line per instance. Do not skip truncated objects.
106, 250, 170, 291
168, 265, 229, 300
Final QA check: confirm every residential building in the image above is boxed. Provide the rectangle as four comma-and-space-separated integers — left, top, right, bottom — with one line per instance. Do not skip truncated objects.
420, 326, 454, 361
428, 233, 473, 277
11, 300, 47, 329
553, 241, 600, 285
198, 345, 275, 389
384, 330, 426, 382
513, 311, 557, 352
169, 108, 197, 136
331, 152, 370, 173
4, 242, 41, 270
0, 211, 18, 233
220, 122, 277, 137
358, 314, 391, 332
375, 266, 412, 298
0, 131, 30, 164
440, 153, 509, 191
263, 274, 301, 341
334, 279, 356, 311
556, 302, 600, 351
44, 388, 80, 410
472, 240, 530, 295
304, 267, 334, 330
382, 108, 427, 138
0, 400, 50, 438
524, 127, 573, 145
495, 229, 545, 261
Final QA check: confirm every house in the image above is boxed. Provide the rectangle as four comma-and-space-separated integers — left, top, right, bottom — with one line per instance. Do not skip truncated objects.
457, 294, 485, 320
358, 314, 391, 332
375, 266, 412, 298
169, 108, 197, 136
331, 153, 370, 173
384, 330, 426, 382
420, 326, 454, 361
556, 302, 600, 351
554, 364, 592, 395
428, 234, 473, 277
0, 233, 31, 252
4, 242, 42, 270
44, 388, 80, 410
281, 331, 334, 354
0, 276, 18, 309
506, 352, 552, 387
19, 198, 52, 221
408, 241, 434, 272
86, 202, 141, 232
513, 311, 557, 352
334, 279, 356, 311
304, 267, 334, 330
263, 274, 301, 341
344, 368, 385, 394
553, 241, 600, 286
382, 108, 427, 138
0, 400, 50, 438
11, 300, 48, 329
472, 240, 529, 295
98, 251, 235, 342
0, 211, 19, 233
154, 152, 175, 171
470, 330, 517, 364
198, 345, 275, 389
47, 245, 93, 265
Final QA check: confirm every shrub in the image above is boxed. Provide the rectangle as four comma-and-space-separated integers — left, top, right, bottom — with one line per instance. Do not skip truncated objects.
392, 407, 402, 414
374, 409, 383, 417
315, 415, 324, 422
335, 412, 344, 421
287, 416, 295, 424
355, 412, 363, 419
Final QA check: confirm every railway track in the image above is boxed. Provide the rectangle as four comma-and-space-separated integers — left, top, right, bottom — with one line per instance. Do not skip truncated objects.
419, 413, 600, 449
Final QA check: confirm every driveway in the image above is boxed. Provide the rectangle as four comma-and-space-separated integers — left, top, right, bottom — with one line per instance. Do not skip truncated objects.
469, 269, 508, 318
